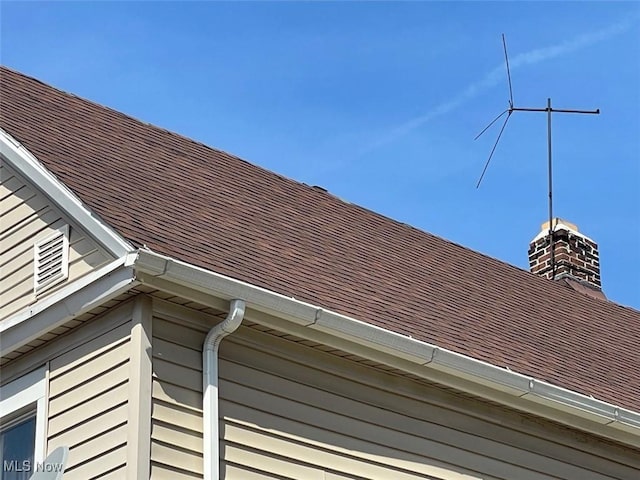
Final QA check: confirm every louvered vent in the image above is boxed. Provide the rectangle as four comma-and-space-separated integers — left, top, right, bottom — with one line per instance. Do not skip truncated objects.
34, 225, 69, 293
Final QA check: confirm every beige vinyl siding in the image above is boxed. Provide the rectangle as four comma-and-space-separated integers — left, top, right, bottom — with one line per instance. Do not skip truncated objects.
0, 163, 114, 319
0, 299, 136, 479
151, 315, 204, 479
219, 340, 638, 480
45, 307, 133, 479
149, 301, 640, 480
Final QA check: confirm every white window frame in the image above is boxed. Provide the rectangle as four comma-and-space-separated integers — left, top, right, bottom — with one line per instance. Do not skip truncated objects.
0, 366, 47, 465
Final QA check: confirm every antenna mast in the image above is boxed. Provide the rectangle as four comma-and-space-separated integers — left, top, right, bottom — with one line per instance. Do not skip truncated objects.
476, 34, 600, 279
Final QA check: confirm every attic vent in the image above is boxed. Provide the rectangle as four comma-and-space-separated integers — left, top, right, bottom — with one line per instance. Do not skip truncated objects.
34, 225, 69, 293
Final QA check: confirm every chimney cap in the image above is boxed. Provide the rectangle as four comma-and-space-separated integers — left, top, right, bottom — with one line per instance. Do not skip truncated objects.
531, 217, 594, 243
542, 218, 578, 232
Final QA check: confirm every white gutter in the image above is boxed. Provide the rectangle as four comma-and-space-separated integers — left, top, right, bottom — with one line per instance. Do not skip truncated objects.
134, 249, 640, 447
203, 299, 245, 480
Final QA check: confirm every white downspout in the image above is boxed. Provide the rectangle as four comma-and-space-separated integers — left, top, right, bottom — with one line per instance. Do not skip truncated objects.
203, 299, 246, 480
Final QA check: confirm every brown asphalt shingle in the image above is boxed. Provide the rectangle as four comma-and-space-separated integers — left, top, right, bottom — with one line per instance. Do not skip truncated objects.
1, 66, 639, 412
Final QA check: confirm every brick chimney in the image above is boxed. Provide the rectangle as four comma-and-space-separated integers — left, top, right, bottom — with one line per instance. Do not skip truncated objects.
528, 219, 602, 291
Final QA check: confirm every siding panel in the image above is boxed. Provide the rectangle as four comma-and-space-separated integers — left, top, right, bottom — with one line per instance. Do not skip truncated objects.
151, 441, 202, 476
222, 443, 324, 480
49, 340, 130, 396
151, 315, 205, 477
221, 400, 490, 480
48, 381, 128, 434
149, 306, 640, 480
46, 313, 132, 479
152, 378, 201, 411
219, 377, 506, 480
219, 367, 588, 479
223, 422, 464, 480
60, 447, 127, 480
48, 403, 128, 448
150, 462, 203, 480
152, 400, 202, 433
153, 357, 201, 392
222, 464, 292, 480
95, 466, 127, 480
220, 332, 639, 480
152, 421, 202, 454
63, 424, 129, 470
0, 164, 114, 319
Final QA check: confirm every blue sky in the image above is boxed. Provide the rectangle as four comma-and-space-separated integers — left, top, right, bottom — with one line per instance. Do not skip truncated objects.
2, 1, 639, 309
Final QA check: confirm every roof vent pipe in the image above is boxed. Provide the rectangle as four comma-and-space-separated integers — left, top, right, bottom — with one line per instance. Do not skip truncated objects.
203, 299, 246, 480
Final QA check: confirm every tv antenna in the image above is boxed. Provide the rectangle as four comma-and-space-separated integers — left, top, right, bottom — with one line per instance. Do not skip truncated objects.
475, 34, 600, 279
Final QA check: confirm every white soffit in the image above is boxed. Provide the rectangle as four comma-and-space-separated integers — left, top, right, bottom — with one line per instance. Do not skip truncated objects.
0, 258, 138, 355
0, 128, 133, 257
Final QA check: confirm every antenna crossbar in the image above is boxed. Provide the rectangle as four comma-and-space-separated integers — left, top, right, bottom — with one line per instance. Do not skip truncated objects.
511, 106, 600, 114
475, 34, 600, 280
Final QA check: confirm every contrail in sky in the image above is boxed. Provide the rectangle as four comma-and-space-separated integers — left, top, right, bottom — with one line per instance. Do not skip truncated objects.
359, 15, 639, 156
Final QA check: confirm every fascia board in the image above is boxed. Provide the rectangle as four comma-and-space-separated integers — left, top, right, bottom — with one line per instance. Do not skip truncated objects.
0, 259, 138, 355
0, 128, 132, 257
133, 249, 640, 443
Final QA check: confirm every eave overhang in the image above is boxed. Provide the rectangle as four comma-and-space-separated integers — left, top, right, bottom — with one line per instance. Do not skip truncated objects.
134, 248, 640, 447
0, 257, 139, 355
3, 248, 639, 447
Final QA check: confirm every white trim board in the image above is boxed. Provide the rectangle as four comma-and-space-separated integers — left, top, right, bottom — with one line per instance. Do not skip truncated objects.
1, 259, 139, 355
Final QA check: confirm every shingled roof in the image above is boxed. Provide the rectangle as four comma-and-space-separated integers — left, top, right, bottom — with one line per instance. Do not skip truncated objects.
1, 66, 639, 412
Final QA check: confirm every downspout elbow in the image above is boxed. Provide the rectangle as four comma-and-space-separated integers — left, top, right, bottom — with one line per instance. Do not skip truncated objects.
204, 299, 246, 351
203, 299, 246, 480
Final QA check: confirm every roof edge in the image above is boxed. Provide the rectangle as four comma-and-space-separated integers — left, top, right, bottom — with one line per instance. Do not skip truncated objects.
0, 128, 133, 257
133, 248, 640, 447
